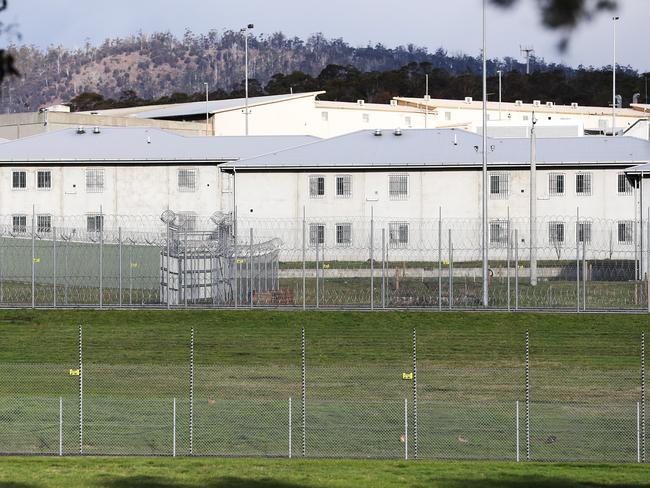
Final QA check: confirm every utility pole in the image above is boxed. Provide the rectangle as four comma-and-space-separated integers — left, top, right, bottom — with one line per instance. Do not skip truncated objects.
520, 46, 534, 75
497, 70, 502, 120
612, 16, 620, 136
204, 82, 209, 136
241, 24, 254, 136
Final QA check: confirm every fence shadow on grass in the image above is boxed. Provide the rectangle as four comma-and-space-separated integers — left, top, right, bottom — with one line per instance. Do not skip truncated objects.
438, 477, 650, 488
102, 476, 312, 488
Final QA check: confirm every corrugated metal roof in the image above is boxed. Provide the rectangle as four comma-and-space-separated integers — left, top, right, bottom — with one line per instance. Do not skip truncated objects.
0, 127, 317, 163
221, 128, 650, 170
133, 92, 324, 119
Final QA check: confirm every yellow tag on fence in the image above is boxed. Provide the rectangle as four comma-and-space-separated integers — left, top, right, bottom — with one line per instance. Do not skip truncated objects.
33, 257, 41, 263
443, 260, 449, 266
323, 264, 330, 269
68, 369, 80, 376
130, 262, 139, 268
402, 372, 413, 380
236, 258, 245, 264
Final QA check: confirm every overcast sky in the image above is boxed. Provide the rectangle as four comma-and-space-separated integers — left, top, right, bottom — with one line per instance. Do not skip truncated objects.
4, 0, 649, 72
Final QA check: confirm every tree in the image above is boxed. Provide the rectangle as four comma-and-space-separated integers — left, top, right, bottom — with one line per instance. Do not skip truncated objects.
0, 0, 18, 84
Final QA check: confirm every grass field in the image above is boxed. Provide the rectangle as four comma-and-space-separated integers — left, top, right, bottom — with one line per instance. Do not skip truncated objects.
0, 457, 648, 487
0, 310, 646, 461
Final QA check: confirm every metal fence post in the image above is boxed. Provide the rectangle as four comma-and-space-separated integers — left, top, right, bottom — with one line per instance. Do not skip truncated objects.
412, 328, 418, 459
404, 398, 408, 460
515, 229, 519, 311
183, 231, 188, 308
249, 228, 254, 309
53, 226, 57, 308
448, 229, 453, 310
516, 400, 520, 462
234, 206, 238, 309
438, 207, 442, 311
288, 396, 292, 459
641, 331, 646, 463
301, 328, 306, 457
638, 401, 642, 464
507, 212, 511, 312
302, 207, 306, 310
99, 206, 103, 309
31, 205, 35, 309
118, 227, 122, 307
582, 234, 587, 312
79, 324, 83, 455
315, 237, 320, 309
59, 396, 63, 456
525, 329, 530, 462
576, 208, 580, 313
647, 207, 650, 313
189, 328, 194, 456
166, 222, 171, 309
381, 228, 386, 309
172, 397, 177, 457
370, 207, 374, 310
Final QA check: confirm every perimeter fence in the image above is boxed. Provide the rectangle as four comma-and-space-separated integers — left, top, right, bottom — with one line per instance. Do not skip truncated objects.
0, 211, 649, 311
0, 324, 646, 462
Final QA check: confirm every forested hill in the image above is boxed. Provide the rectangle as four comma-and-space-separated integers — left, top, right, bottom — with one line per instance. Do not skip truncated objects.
3, 29, 644, 113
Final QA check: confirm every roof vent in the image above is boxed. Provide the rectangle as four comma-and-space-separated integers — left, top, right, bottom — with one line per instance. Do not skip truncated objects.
515, 100, 523, 106
571, 102, 578, 109
357, 99, 365, 106
464, 96, 473, 104
76, 126, 85, 134
546, 101, 554, 107
374, 129, 382, 136
394, 128, 402, 136
92, 126, 101, 134
390, 100, 398, 107
533, 100, 541, 107
452, 134, 458, 146
147, 136, 151, 144
424, 95, 431, 101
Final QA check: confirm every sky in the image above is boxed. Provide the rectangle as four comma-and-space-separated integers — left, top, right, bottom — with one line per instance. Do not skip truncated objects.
3, 0, 649, 72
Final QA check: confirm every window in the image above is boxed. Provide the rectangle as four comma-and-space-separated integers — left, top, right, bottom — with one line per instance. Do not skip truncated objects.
309, 224, 325, 246
178, 168, 197, 192
575, 173, 592, 196
37, 215, 51, 233
221, 172, 233, 193
489, 220, 509, 247
87, 214, 104, 233
362, 113, 370, 123
549, 173, 565, 196
321, 111, 329, 122
389, 174, 409, 200
618, 221, 633, 243
335, 175, 352, 198
12, 170, 26, 189
336, 223, 352, 246
12, 215, 26, 233
177, 211, 197, 231
444, 111, 452, 121
618, 173, 633, 195
85, 168, 104, 193
37, 170, 51, 190
404, 116, 412, 127
489, 172, 509, 199
548, 221, 565, 243
309, 175, 325, 198
577, 221, 592, 243
389, 222, 409, 248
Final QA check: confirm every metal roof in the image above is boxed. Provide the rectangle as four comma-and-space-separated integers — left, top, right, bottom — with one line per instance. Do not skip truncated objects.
221, 128, 650, 170
133, 92, 325, 119
0, 127, 318, 163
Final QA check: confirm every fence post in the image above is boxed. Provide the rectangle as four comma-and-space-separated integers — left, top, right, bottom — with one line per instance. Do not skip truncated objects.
173, 397, 177, 458
166, 221, 171, 309
118, 227, 122, 307
315, 236, 320, 309
59, 396, 63, 457
99, 207, 103, 309
370, 207, 374, 311
189, 328, 194, 456
516, 400, 520, 462
641, 331, 646, 463
525, 329, 530, 461
582, 234, 587, 311
31, 205, 35, 309
301, 328, 306, 457
288, 396, 292, 459
438, 207, 442, 311
515, 229, 519, 311
507, 210, 511, 312
576, 207, 580, 313
412, 328, 418, 460
381, 228, 386, 309
79, 324, 83, 455
448, 229, 453, 310
404, 398, 408, 460
638, 401, 641, 463
302, 207, 306, 310
249, 228, 254, 309
53, 226, 57, 308
183, 231, 188, 307
64, 238, 69, 305
233, 206, 238, 309
647, 207, 650, 313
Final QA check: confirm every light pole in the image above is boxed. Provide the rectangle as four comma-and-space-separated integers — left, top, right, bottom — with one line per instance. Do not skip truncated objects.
612, 16, 620, 136
240, 24, 254, 136
497, 70, 502, 120
204, 82, 209, 136
481, 0, 489, 307
529, 112, 538, 286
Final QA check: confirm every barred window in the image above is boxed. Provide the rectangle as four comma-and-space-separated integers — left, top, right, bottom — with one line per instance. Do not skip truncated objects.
178, 168, 197, 192
548, 221, 565, 243
309, 175, 325, 198
618, 173, 632, 195
489, 220, 509, 247
577, 221, 592, 243
12, 170, 26, 189
177, 211, 197, 231
389, 222, 409, 248
404, 116, 412, 127
87, 214, 104, 233
618, 221, 633, 243
37, 215, 51, 233
575, 173, 592, 196
362, 113, 370, 123
549, 173, 565, 196
309, 224, 325, 246
85, 168, 104, 193
321, 111, 329, 122
489, 172, 509, 199
12, 215, 26, 233
335, 175, 352, 198
336, 223, 352, 246
445, 111, 452, 121
389, 174, 409, 200
37, 170, 51, 189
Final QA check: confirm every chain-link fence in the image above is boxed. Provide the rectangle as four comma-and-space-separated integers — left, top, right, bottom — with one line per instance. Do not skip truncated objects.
0, 210, 649, 311
0, 324, 646, 461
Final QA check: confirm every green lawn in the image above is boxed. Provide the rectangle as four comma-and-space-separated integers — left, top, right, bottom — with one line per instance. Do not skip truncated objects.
0, 457, 648, 488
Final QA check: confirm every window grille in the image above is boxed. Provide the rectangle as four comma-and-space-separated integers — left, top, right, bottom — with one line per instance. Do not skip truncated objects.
489, 220, 509, 247
321, 111, 329, 122
389, 222, 409, 248
37, 215, 51, 233
87, 214, 104, 233
549, 173, 565, 196
362, 113, 370, 123
445, 111, 452, 121
178, 168, 197, 192
335, 175, 352, 198
575, 173, 592, 196
309, 224, 325, 246
12, 171, 26, 189
336, 223, 352, 246
549, 221, 565, 243
404, 116, 412, 127
12, 215, 26, 233
489, 172, 509, 199
618, 221, 633, 243
618, 173, 632, 195
309, 176, 325, 198
86, 168, 105, 193
577, 221, 592, 243
37, 170, 51, 189
389, 174, 409, 200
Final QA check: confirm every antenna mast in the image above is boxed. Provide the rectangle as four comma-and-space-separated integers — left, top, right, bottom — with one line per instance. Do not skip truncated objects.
520, 45, 535, 75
